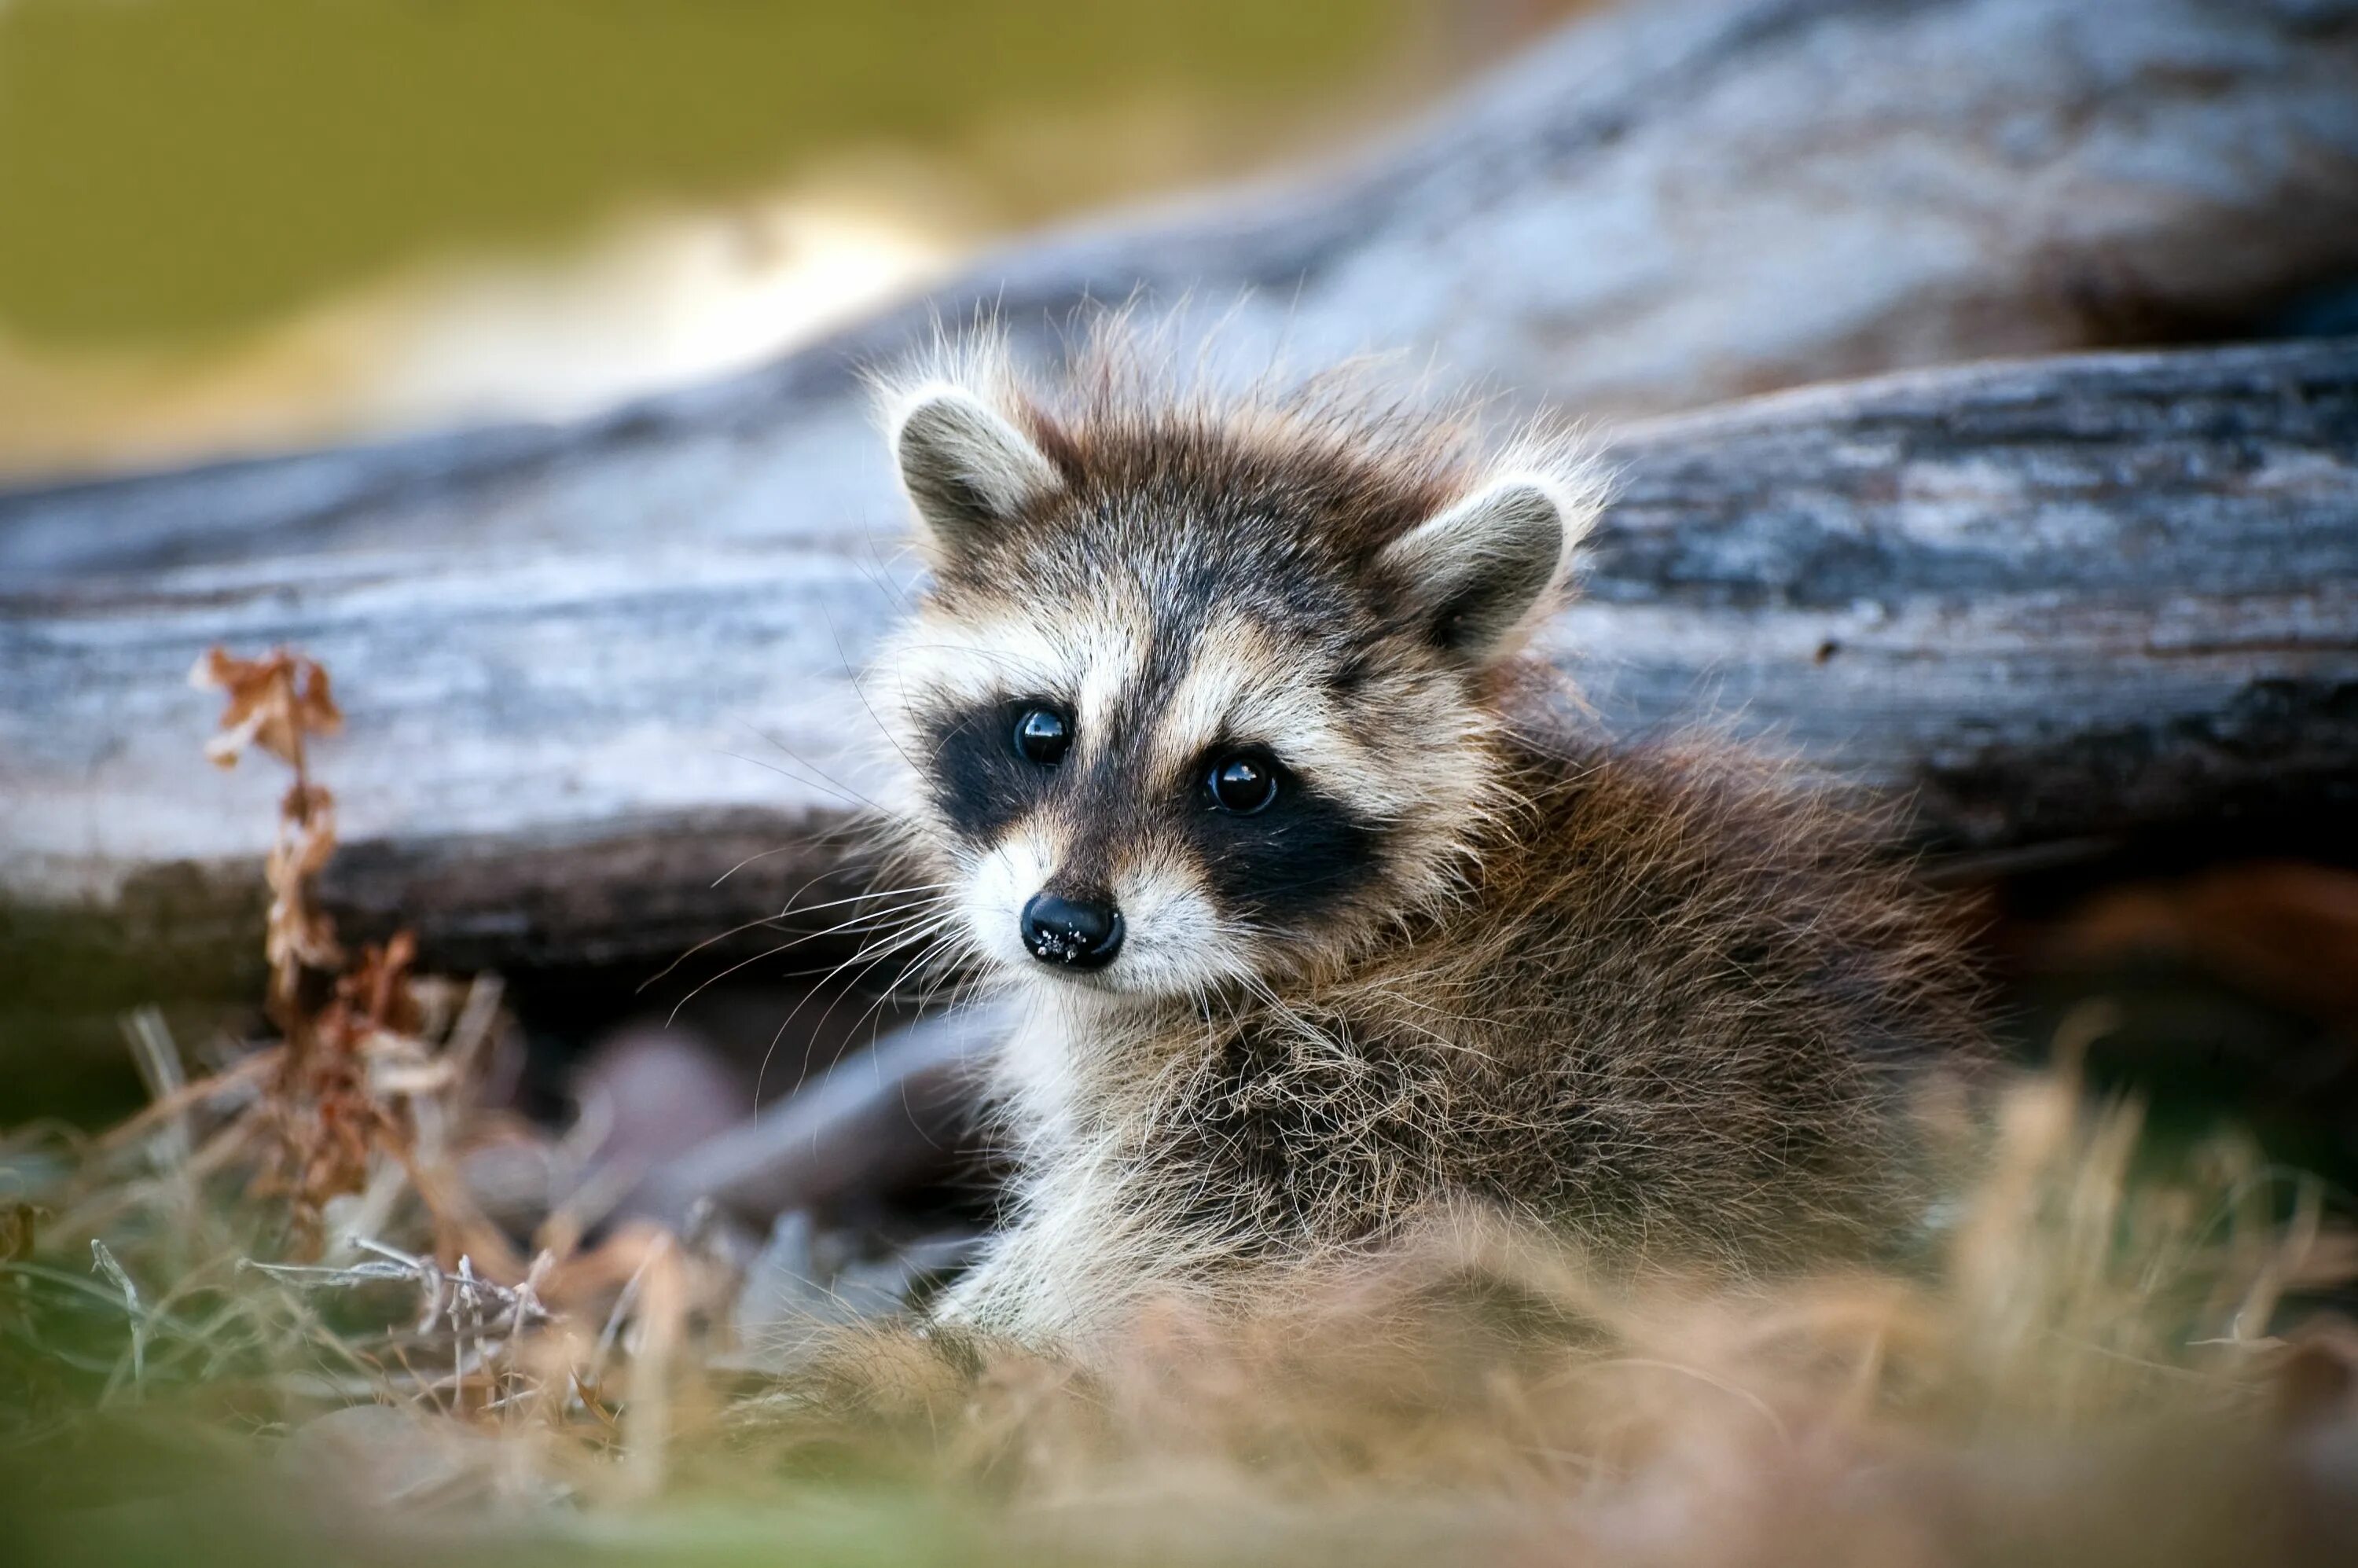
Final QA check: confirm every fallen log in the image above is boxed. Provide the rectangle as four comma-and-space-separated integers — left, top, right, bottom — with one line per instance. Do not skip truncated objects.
8, 0, 2358, 1040
5, 339, 2355, 1011
6, 0, 2358, 576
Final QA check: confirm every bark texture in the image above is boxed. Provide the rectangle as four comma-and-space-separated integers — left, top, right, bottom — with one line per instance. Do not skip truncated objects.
6, 0, 2358, 1003
6, 340, 2355, 984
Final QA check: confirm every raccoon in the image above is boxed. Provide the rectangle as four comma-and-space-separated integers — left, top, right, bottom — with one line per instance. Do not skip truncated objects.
866, 341, 1985, 1346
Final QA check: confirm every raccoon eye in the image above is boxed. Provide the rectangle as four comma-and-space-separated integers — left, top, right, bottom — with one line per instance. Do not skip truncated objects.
1013, 706, 1071, 766
1207, 752, 1279, 815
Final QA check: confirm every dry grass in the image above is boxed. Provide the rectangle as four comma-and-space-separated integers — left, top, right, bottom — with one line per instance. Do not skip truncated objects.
6, 648, 2357, 1566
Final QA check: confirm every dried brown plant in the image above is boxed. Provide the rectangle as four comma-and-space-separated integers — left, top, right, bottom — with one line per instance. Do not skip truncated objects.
5, 648, 2354, 1568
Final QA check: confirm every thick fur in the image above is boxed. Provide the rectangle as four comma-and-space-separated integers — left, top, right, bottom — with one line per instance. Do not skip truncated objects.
867, 332, 1985, 1346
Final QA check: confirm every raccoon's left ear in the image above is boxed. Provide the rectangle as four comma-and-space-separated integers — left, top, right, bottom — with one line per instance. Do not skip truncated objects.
888, 384, 1063, 556
1379, 474, 1596, 664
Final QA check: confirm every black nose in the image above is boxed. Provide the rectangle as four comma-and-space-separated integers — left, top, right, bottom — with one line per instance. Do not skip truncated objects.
1020, 893, 1124, 970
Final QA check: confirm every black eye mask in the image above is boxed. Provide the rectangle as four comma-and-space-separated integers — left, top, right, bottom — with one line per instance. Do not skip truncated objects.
927, 698, 1063, 843
1178, 763, 1381, 927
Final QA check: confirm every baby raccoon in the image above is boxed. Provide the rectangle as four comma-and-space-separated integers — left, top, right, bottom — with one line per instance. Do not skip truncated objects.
869, 343, 1984, 1346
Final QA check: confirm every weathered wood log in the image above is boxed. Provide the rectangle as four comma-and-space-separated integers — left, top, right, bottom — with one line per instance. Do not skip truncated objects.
5, 340, 2355, 1010
6, 0, 2358, 572
7, 0, 2358, 1039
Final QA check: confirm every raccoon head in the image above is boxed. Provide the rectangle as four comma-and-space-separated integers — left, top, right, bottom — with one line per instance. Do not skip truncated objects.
872, 360, 1603, 1004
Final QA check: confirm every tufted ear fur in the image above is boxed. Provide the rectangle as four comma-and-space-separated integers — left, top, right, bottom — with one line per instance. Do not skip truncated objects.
1377, 475, 1595, 664
888, 384, 1063, 555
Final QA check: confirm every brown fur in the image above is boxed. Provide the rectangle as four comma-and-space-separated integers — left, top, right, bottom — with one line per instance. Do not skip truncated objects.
868, 330, 1988, 1346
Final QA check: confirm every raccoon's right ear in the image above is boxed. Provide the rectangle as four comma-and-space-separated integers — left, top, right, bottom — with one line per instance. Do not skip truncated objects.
888, 384, 1063, 554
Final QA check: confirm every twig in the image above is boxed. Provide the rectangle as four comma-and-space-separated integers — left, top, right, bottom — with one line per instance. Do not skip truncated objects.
619, 1237, 684, 1500
90, 1239, 146, 1396
120, 1008, 193, 1174
591, 1245, 655, 1382
85, 1048, 278, 1159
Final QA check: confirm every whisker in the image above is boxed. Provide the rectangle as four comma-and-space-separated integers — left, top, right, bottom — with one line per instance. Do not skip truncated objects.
711, 843, 806, 887
903, 938, 982, 1014
659, 899, 959, 1023
871, 931, 975, 1019
804, 916, 967, 1045
751, 916, 964, 1113
638, 879, 952, 993
715, 748, 872, 813
742, 722, 894, 816
822, 601, 919, 775
817, 934, 962, 1071
850, 537, 920, 618
643, 879, 947, 987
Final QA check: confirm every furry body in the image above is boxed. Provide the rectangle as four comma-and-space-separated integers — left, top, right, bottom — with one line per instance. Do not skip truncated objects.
869, 342, 1983, 1345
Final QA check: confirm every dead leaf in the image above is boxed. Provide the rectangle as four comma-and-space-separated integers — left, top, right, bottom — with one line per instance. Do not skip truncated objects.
189, 644, 343, 770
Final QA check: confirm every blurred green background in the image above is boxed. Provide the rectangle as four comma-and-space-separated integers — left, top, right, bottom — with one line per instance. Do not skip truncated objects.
0, 0, 1575, 476
2, 0, 1414, 347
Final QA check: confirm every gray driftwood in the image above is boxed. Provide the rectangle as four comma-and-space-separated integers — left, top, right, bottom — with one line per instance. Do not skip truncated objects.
5, 338, 2355, 998
8, 0, 2358, 564
6, 0, 2358, 1021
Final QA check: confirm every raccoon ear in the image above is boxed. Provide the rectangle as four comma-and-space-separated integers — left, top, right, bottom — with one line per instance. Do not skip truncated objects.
888, 384, 1063, 553
1379, 476, 1591, 664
